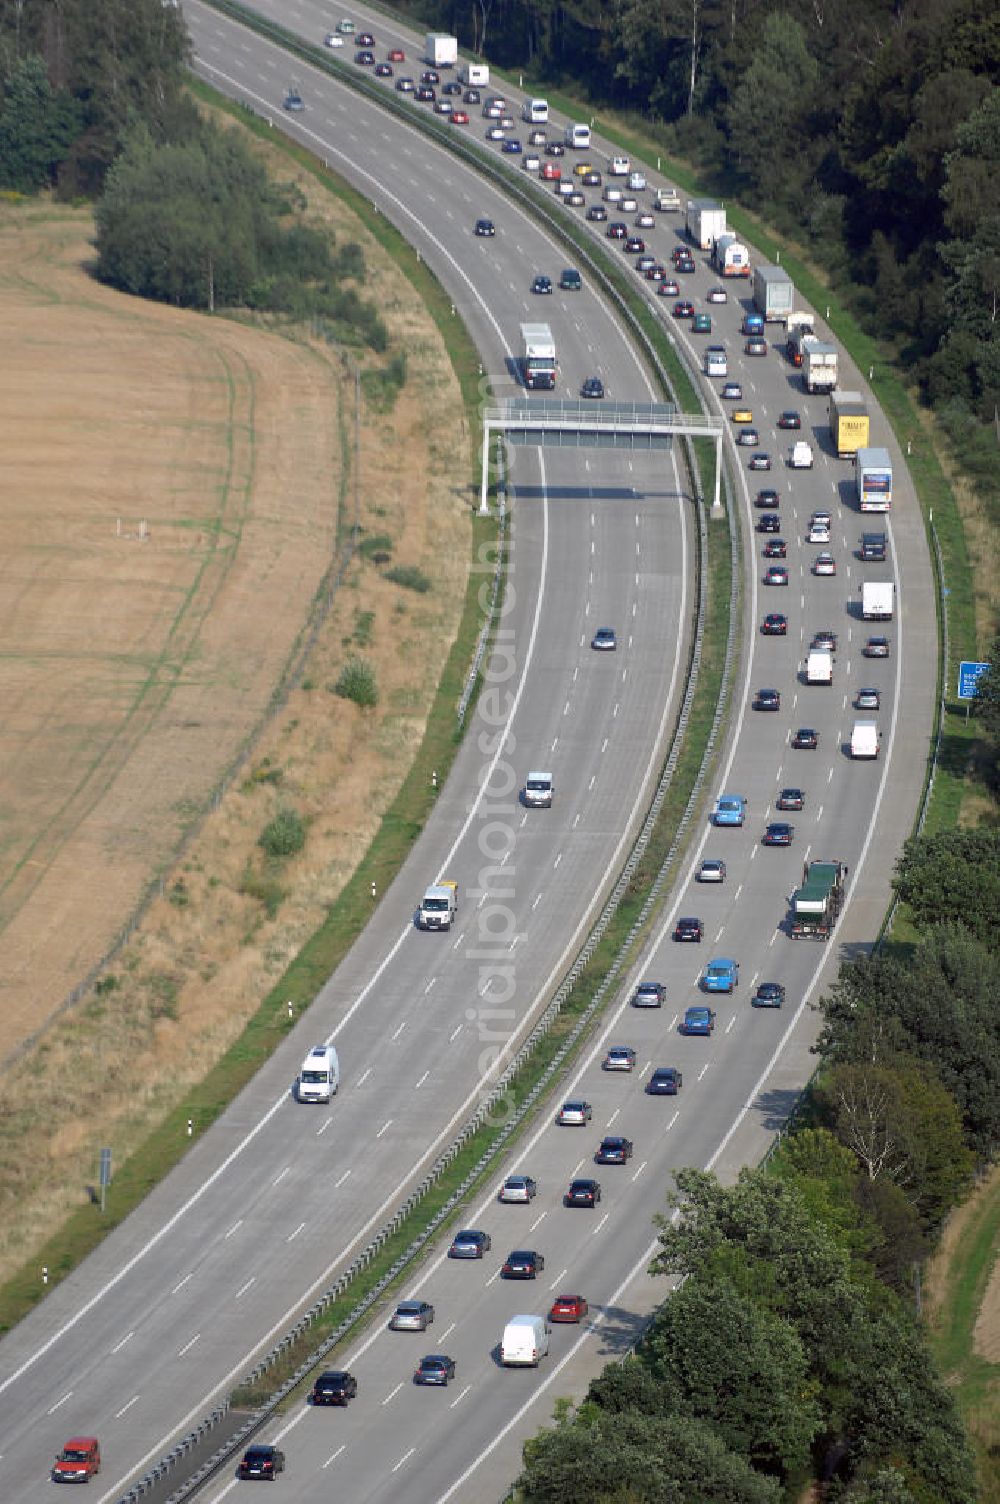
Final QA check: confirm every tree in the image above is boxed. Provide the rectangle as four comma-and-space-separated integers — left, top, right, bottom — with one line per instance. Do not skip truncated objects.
817, 925, 1000, 1159
517, 1405, 782, 1503
892, 825, 1000, 945
725, 15, 820, 199
815, 1060, 973, 1230
971, 633, 1000, 742
0, 53, 82, 191
642, 1274, 821, 1479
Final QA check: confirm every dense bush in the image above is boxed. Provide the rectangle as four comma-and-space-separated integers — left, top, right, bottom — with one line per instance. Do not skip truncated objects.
333, 656, 378, 708
257, 807, 306, 859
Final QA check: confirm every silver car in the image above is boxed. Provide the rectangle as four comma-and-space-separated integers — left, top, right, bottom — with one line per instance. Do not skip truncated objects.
556, 1100, 592, 1125
390, 1299, 435, 1331
499, 1174, 537, 1203
697, 859, 727, 883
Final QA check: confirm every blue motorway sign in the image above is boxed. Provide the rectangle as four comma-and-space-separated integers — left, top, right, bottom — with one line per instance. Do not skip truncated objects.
958, 660, 990, 700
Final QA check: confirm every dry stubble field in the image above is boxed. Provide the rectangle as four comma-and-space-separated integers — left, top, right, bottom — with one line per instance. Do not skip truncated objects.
0, 136, 469, 1283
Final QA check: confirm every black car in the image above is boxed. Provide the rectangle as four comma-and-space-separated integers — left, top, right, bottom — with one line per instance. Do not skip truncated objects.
501, 1248, 545, 1278
625, 235, 645, 254
745, 336, 768, 355
673, 915, 703, 942
374, 62, 393, 77
755, 488, 779, 508
762, 613, 787, 636
560, 268, 583, 291
752, 981, 786, 1009
443, 80, 463, 95
757, 513, 781, 534
595, 1135, 633, 1164
414, 1354, 455, 1386
531, 274, 552, 294
776, 787, 804, 811
415, 85, 436, 102
354, 49, 375, 65
586, 204, 608, 222
777, 410, 802, 428
564, 1178, 602, 1207
792, 727, 819, 749
763, 538, 787, 558
238, 1445, 285, 1480
311, 1370, 357, 1405
420, 68, 440, 84
448, 1228, 491, 1258
646, 1066, 683, 1095
581, 377, 605, 399
474, 218, 495, 237
754, 688, 781, 711
358, 31, 375, 46
545, 141, 565, 155
607, 222, 628, 239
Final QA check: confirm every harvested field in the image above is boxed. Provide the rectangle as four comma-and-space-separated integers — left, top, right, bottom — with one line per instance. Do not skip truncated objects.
0, 130, 470, 1287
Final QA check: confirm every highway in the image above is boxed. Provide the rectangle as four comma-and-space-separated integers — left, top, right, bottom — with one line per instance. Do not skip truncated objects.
0, 3, 936, 1501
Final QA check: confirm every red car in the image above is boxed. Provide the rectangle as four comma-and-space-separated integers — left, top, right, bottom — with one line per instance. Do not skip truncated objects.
388, 48, 405, 62
541, 162, 561, 181
52, 1438, 101, 1484
450, 110, 470, 125
549, 1293, 588, 1323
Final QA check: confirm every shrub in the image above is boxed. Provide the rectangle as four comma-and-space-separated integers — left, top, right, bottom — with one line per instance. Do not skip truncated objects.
358, 533, 393, 560
385, 564, 431, 594
333, 656, 378, 708
239, 866, 285, 918
257, 807, 306, 859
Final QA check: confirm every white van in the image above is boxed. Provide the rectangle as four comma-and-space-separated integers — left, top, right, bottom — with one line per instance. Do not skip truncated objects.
461, 63, 490, 87
565, 122, 591, 150
522, 97, 549, 124
524, 770, 554, 808
501, 1314, 550, 1366
705, 346, 728, 378
850, 721, 881, 760
298, 1045, 340, 1103
628, 169, 646, 191
806, 649, 833, 685
608, 154, 630, 176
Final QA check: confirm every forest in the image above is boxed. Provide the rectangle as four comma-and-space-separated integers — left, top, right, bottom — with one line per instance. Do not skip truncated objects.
397, 0, 1000, 501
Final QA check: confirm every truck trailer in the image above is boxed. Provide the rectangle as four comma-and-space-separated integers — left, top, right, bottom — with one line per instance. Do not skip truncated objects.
789, 860, 847, 939
856, 446, 893, 512
829, 390, 870, 458
686, 198, 726, 250
753, 264, 794, 322
712, 233, 750, 277
785, 312, 815, 365
520, 323, 556, 390
803, 340, 838, 394
424, 32, 458, 66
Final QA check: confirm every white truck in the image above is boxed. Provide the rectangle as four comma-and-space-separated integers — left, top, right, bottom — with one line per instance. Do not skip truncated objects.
424, 32, 458, 66
805, 649, 833, 685
501, 1314, 550, 1366
418, 880, 458, 930
521, 323, 556, 391
789, 441, 814, 469
753, 263, 794, 321
686, 198, 726, 250
459, 62, 489, 86
298, 1045, 340, 1103
712, 233, 750, 277
524, 770, 554, 808
861, 582, 894, 620
803, 339, 838, 394
785, 312, 815, 366
850, 721, 881, 760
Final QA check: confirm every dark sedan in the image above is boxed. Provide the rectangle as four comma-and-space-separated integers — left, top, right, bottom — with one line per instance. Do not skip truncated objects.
646, 1066, 683, 1095
776, 787, 804, 811
763, 822, 795, 846
501, 1249, 545, 1278
762, 614, 787, 636
595, 1135, 634, 1164
754, 688, 781, 711
673, 916, 703, 942
311, 1370, 357, 1405
448, 1228, 491, 1258
564, 1178, 602, 1207
791, 728, 819, 749
414, 1354, 455, 1386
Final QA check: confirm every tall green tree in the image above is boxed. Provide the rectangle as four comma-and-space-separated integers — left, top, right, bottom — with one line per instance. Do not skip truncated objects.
0, 53, 82, 191
892, 825, 1000, 944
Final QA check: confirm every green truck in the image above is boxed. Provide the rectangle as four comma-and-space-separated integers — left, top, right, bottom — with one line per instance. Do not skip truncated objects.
789, 860, 847, 940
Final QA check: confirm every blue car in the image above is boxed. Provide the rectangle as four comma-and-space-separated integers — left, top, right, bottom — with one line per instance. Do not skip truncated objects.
702, 958, 739, 993
713, 794, 746, 826
502, 138, 523, 153
683, 1006, 716, 1035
